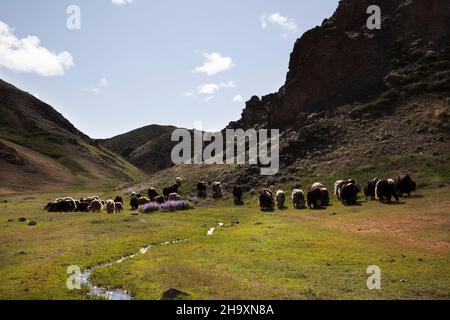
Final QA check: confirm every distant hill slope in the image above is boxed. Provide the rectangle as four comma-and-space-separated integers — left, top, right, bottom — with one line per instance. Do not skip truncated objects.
99, 125, 191, 174
126, 0, 450, 194
0, 79, 144, 194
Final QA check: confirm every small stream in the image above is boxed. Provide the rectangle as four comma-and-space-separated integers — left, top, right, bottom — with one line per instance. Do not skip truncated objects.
80, 239, 185, 300
207, 222, 224, 236
80, 223, 225, 300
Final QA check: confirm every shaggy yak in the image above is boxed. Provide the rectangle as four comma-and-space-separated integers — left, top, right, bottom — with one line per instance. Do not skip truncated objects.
395, 175, 416, 197
291, 189, 306, 209
130, 195, 139, 211
138, 197, 151, 206
88, 200, 103, 213
197, 182, 207, 199
364, 178, 380, 200
114, 196, 124, 205
232, 185, 243, 205
340, 182, 359, 205
375, 179, 399, 203
45, 198, 77, 212
212, 182, 223, 198
259, 189, 274, 211
163, 178, 183, 199
148, 188, 159, 201
115, 202, 124, 213
105, 200, 115, 214
163, 184, 180, 199
76, 201, 90, 212
335, 180, 360, 205
307, 185, 329, 209
154, 195, 166, 204
276, 190, 286, 210
168, 193, 182, 201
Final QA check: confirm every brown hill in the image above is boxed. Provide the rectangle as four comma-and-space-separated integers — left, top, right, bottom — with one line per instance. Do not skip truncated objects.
0, 79, 143, 194
99, 125, 190, 174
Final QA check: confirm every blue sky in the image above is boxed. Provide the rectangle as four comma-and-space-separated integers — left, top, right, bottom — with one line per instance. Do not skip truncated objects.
0, 0, 339, 138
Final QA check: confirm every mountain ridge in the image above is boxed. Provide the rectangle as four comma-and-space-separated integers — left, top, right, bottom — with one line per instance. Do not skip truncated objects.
0, 79, 144, 194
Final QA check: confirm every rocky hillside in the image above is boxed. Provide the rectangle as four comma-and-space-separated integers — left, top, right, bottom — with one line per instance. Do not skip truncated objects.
229, 0, 450, 130
129, 0, 450, 194
0, 80, 143, 194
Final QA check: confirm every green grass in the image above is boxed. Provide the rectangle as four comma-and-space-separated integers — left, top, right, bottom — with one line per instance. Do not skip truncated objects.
0, 186, 449, 300
358, 89, 401, 114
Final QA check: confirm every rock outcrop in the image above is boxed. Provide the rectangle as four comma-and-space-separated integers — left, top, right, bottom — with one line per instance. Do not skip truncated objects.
231, 0, 450, 130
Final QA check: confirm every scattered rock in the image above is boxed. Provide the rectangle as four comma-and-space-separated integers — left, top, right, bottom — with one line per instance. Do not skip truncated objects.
7, 219, 14, 223
131, 213, 139, 216
418, 258, 424, 262
331, 212, 337, 216
231, 219, 240, 225
161, 288, 190, 300
254, 221, 263, 225
28, 221, 37, 226
18, 251, 26, 255
18, 217, 27, 223
400, 279, 406, 283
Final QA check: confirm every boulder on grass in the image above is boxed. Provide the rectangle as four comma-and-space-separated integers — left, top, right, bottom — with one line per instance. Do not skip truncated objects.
161, 288, 190, 300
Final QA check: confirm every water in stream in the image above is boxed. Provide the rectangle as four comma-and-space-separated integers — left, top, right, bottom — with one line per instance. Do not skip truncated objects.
80, 222, 224, 300
80, 239, 185, 300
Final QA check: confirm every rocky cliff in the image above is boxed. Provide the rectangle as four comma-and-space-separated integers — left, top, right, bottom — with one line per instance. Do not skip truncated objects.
230, 0, 450, 130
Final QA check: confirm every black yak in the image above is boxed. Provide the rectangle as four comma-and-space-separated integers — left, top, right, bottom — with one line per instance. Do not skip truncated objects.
291, 189, 306, 209
340, 182, 358, 205
375, 179, 399, 203
232, 185, 243, 205
395, 175, 417, 197
148, 188, 159, 201
197, 182, 207, 199
259, 189, 274, 211
364, 178, 380, 200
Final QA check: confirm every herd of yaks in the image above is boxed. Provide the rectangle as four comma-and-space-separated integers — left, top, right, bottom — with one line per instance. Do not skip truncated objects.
44, 175, 417, 213
256, 174, 416, 211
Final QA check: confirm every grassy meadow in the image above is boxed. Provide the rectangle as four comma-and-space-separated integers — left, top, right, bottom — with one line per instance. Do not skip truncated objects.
0, 185, 449, 300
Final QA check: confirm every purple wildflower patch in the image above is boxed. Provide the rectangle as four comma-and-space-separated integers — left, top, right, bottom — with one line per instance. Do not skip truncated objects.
140, 200, 192, 213
160, 200, 192, 212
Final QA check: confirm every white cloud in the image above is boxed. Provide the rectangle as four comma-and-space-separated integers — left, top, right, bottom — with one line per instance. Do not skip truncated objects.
193, 52, 234, 76
196, 81, 236, 95
232, 95, 244, 103
0, 21, 74, 76
99, 77, 110, 88
186, 80, 236, 101
197, 83, 219, 95
184, 91, 196, 98
112, 0, 133, 5
85, 78, 111, 94
220, 81, 236, 88
261, 12, 300, 38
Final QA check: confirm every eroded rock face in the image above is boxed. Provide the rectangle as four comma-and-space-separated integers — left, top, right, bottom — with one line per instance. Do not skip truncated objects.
230, 0, 450, 130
